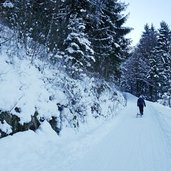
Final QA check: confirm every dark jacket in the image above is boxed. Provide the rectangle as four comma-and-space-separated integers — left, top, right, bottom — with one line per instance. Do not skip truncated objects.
137, 97, 146, 107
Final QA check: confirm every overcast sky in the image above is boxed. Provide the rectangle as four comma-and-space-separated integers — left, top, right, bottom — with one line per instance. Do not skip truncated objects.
124, 0, 171, 46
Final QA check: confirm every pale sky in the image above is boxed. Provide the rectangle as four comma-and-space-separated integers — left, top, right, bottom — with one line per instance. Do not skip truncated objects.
124, 0, 171, 46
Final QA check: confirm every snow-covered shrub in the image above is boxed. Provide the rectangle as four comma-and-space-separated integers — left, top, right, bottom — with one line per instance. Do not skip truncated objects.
158, 92, 171, 107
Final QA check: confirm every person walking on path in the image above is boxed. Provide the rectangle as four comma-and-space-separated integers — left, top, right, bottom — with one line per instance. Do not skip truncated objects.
137, 95, 146, 116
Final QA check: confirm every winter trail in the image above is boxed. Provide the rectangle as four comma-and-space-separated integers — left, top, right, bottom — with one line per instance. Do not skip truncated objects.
65, 94, 171, 171
0, 94, 171, 171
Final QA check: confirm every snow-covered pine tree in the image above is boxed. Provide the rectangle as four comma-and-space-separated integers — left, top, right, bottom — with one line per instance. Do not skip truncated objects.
155, 21, 171, 98
138, 24, 158, 59
86, 0, 131, 80
137, 24, 158, 100
147, 48, 160, 101
64, 14, 95, 74
54, 0, 95, 75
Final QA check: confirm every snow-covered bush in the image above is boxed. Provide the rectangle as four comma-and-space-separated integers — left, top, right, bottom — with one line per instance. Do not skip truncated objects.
157, 92, 171, 107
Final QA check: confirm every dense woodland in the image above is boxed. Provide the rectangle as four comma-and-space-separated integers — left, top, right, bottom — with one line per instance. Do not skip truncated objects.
0, 0, 171, 105
0, 0, 131, 80
122, 22, 171, 105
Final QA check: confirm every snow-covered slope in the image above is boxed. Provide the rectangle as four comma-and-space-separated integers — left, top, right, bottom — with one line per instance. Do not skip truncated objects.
0, 93, 171, 171
0, 24, 125, 137
0, 49, 125, 135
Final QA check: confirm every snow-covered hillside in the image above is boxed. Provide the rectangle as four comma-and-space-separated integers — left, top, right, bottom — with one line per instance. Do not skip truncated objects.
0, 93, 171, 171
0, 24, 125, 137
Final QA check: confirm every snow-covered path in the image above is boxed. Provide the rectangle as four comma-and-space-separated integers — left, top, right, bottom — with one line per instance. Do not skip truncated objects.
65, 94, 171, 171
0, 94, 171, 171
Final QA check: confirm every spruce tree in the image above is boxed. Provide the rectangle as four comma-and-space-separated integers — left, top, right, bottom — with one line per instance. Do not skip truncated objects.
64, 14, 94, 73
155, 21, 171, 97
138, 24, 158, 100
86, 0, 131, 80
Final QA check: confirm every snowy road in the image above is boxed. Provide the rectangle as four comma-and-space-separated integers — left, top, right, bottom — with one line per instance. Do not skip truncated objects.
65, 94, 171, 171
1, 94, 171, 171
